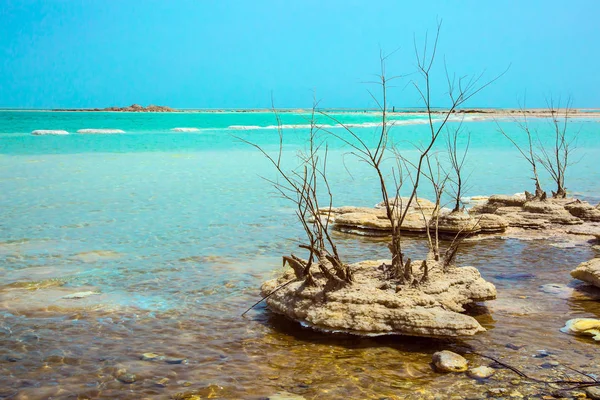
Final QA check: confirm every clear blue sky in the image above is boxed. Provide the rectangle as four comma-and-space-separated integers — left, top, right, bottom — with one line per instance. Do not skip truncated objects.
1, 0, 598, 109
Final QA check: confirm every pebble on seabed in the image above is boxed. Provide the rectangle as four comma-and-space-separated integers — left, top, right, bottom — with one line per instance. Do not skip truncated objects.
141, 352, 164, 361
467, 365, 495, 379
267, 392, 307, 400
586, 386, 600, 400
117, 372, 136, 384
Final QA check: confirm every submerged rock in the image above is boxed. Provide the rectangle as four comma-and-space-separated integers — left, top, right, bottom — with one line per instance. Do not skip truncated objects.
432, 350, 468, 372
267, 392, 307, 400
571, 258, 600, 288
61, 291, 100, 299
141, 352, 164, 361
261, 259, 496, 337
117, 372, 136, 384
467, 365, 495, 379
165, 357, 188, 364
585, 387, 600, 400
171, 385, 223, 400
155, 377, 169, 387
560, 318, 600, 341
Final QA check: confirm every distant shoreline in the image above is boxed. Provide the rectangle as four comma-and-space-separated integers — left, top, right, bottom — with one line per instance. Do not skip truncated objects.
2, 106, 600, 119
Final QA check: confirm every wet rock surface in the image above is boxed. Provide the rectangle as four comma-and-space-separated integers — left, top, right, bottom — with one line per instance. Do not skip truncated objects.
561, 318, 600, 341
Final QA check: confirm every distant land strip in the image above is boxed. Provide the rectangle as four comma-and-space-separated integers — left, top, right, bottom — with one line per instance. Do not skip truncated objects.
48, 104, 600, 118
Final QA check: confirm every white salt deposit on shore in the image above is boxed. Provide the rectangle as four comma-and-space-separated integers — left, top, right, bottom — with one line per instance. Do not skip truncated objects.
31, 130, 69, 135
171, 127, 200, 132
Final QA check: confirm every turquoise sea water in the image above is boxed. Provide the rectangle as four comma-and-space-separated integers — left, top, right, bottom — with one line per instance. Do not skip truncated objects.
1, 111, 600, 399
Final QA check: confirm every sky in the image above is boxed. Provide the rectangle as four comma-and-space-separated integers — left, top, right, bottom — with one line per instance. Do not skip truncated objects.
0, 0, 599, 109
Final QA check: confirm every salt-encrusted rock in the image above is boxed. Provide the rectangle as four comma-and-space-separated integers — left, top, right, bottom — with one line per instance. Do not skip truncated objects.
432, 350, 468, 372
319, 206, 383, 217
77, 129, 125, 134
500, 212, 547, 229
571, 258, 600, 288
474, 214, 509, 233
470, 196, 591, 231
470, 196, 489, 201
564, 201, 600, 222
375, 197, 436, 211
492, 206, 523, 216
400, 213, 430, 232
435, 212, 481, 235
548, 212, 584, 225
332, 210, 428, 235
61, 291, 99, 299
261, 259, 496, 337
487, 194, 527, 207
31, 130, 69, 135
560, 318, 600, 341
467, 365, 495, 379
567, 224, 600, 238
334, 212, 392, 232
523, 201, 565, 214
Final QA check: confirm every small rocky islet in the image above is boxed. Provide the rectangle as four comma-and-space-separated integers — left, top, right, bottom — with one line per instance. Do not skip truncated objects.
262, 193, 600, 338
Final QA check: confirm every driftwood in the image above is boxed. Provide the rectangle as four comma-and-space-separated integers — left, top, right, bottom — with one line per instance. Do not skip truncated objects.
467, 351, 600, 390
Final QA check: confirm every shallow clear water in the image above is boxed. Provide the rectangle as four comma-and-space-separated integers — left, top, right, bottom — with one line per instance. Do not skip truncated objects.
1, 111, 600, 399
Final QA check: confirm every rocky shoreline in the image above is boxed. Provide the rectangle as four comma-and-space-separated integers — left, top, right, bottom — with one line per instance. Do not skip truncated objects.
319, 194, 600, 243
54, 104, 176, 112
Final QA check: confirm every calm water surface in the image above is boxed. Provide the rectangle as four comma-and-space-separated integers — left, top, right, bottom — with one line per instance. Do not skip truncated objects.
1, 112, 599, 399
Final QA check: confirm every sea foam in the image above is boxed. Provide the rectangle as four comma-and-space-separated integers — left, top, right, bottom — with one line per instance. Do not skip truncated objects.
77, 129, 125, 134
31, 130, 69, 135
